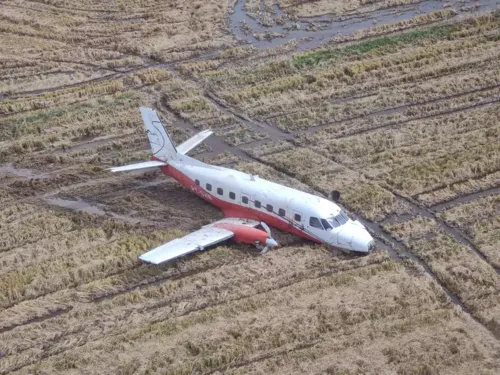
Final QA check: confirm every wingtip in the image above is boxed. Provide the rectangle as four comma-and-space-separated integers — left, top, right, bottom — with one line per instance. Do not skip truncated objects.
139, 106, 154, 113
139, 255, 159, 265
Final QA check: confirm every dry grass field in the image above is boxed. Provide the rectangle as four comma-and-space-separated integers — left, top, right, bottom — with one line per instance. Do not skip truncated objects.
1, 0, 499, 374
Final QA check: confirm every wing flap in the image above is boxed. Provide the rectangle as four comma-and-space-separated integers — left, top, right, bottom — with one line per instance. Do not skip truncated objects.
139, 227, 234, 264
205, 217, 260, 228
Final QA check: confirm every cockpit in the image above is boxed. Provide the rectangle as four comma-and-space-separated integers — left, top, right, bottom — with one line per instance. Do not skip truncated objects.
309, 210, 351, 230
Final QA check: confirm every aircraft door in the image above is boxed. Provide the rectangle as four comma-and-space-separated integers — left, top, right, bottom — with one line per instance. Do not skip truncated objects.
305, 215, 326, 241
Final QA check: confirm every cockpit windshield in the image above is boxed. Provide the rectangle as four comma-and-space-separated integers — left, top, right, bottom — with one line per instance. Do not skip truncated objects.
324, 211, 351, 229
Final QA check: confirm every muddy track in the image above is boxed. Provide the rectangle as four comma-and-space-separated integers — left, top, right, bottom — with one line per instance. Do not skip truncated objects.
157, 99, 254, 162
6, 72, 122, 100
386, 188, 500, 274
264, 81, 500, 125
378, 213, 416, 226
37, 58, 128, 73
229, 0, 500, 51
205, 91, 293, 141
0, 262, 142, 311
206, 341, 320, 374
17, 0, 121, 14
0, 306, 73, 335
3, 70, 78, 81
302, 92, 500, 138
413, 168, 500, 201
430, 186, 500, 212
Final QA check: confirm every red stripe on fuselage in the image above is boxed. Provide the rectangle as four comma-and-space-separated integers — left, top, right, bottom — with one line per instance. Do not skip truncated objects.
157, 160, 321, 243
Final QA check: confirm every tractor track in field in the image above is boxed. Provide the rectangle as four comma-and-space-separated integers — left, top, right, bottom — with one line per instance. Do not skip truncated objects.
413, 169, 500, 201
430, 186, 500, 212
302, 92, 500, 138
383, 188, 500, 275
0, 262, 142, 311
262, 81, 500, 123
205, 340, 321, 374
0, 307, 73, 335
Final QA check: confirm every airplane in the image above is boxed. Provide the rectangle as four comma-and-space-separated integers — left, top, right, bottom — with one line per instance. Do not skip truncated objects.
110, 107, 375, 264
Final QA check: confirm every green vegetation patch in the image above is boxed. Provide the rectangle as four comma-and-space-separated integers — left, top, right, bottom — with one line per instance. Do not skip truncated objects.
293, 24, 455, 68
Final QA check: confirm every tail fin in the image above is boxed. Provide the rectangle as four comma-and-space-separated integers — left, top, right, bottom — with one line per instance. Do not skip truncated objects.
140, 107, 178, 162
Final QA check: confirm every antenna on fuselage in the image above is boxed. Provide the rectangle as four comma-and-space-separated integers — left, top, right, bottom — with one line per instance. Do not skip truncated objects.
329, 190, 341, 202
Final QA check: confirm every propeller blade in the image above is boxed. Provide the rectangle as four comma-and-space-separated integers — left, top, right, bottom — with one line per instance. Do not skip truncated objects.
260, 246, 269, 254
260, 221, 271, 236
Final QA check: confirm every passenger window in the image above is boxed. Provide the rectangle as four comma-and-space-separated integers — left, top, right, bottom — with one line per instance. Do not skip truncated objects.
195, 179, 200, 186
255, 200, 261, 208
294, 213, 301, 222
278, 208, 285, 217
229, 192, 235, 200
266, 204, 273, 212
217, 187, 223, 195
309, 217, 323, 229
242, 196, 248, 204
206, 183, 212, 191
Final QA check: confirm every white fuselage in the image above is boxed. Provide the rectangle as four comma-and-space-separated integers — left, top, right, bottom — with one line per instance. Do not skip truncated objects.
161, 154, 375, 253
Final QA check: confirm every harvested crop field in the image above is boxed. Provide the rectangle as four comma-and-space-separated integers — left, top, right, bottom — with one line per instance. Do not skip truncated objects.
1, 0, 499, 374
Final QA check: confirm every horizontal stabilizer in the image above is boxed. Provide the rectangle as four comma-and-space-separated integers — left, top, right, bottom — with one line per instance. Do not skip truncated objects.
109, 160, 167, 173
176, 129, 213, 155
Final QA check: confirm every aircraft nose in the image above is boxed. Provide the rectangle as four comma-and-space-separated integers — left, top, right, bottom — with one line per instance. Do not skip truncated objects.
350, 231, 375, 253
338, 222, 375, 253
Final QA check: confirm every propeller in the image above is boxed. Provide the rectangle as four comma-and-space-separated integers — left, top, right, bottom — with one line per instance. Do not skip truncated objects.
260, 221, 271, 236
257, 221, 278, 254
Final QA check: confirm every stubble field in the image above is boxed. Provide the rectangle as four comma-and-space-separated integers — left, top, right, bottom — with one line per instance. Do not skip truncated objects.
0, 0, 499, 374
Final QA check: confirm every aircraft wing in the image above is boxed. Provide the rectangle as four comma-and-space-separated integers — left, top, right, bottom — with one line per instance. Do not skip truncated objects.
139, 218, 260, 264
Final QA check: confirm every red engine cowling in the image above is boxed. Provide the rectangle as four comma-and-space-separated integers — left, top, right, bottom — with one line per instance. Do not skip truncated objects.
212, 223, 269, 245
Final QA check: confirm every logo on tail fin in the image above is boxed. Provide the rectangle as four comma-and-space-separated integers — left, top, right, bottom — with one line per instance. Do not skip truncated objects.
140, 107, 178, 162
